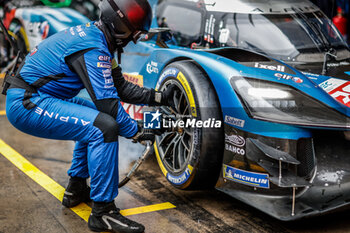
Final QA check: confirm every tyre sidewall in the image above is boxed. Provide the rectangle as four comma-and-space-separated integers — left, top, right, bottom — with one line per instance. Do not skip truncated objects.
155, 61, 223, 189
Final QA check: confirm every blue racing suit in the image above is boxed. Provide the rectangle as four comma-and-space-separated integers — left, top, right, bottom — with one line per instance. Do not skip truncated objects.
5, 22, 155, 202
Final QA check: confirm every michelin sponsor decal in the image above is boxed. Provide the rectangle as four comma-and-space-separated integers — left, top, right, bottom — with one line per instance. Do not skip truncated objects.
223, 165, 269, 189
156, 68, 179, 90
167, 166, 192, 185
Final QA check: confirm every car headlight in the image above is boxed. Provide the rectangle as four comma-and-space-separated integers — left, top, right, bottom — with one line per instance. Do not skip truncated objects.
230, 76, 350, 128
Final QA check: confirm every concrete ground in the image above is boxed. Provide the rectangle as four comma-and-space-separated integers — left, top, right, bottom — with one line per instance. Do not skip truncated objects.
1, 77, 350, 233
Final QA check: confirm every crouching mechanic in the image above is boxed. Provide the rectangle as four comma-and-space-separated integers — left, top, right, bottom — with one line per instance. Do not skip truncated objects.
4, 0, 175, 232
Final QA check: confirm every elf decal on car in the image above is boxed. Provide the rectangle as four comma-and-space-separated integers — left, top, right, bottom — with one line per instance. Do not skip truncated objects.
274, 73, 303, 83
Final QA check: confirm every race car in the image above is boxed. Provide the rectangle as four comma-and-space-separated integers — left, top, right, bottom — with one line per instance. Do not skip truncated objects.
0, 0, 92, 69
121, 0, 350, 220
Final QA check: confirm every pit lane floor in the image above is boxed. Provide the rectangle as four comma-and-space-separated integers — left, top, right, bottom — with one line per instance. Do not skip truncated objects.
1, 79, 350, 233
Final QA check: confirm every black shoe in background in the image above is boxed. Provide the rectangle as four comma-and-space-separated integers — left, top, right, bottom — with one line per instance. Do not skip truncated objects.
62, 177, 91, 208
88, 201, 145, 233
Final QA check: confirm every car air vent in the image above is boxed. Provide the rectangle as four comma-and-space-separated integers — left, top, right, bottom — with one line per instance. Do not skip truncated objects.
209, 48, 271, 63
297, 138, 316, 178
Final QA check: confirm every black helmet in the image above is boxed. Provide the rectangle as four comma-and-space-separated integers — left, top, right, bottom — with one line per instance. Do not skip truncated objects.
99, 0, 152, 44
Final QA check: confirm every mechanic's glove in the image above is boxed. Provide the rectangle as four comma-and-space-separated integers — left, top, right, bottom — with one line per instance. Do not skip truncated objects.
132, 122, 163, 144
151, 84, 176, 109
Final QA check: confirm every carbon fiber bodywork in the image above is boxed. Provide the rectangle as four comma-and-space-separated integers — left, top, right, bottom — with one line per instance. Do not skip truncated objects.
217, 125, 350, 220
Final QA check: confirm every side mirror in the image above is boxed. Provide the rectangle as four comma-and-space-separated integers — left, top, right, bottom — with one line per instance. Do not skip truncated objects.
141, 27, 173, 48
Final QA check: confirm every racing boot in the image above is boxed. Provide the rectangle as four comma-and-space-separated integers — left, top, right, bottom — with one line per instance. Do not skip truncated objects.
88, 201, 145, 233
62, 177, 91, 208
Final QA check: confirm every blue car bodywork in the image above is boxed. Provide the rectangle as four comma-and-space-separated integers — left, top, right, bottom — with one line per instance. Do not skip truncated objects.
9, 5, 89, 52
121, 0, 350, 220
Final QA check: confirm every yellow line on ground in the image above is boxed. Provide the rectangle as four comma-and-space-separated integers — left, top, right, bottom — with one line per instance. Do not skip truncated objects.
0, 139, 176, 223
0, 73, 5, 79
121, 202, 176, 216
0, 110, 6, 116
